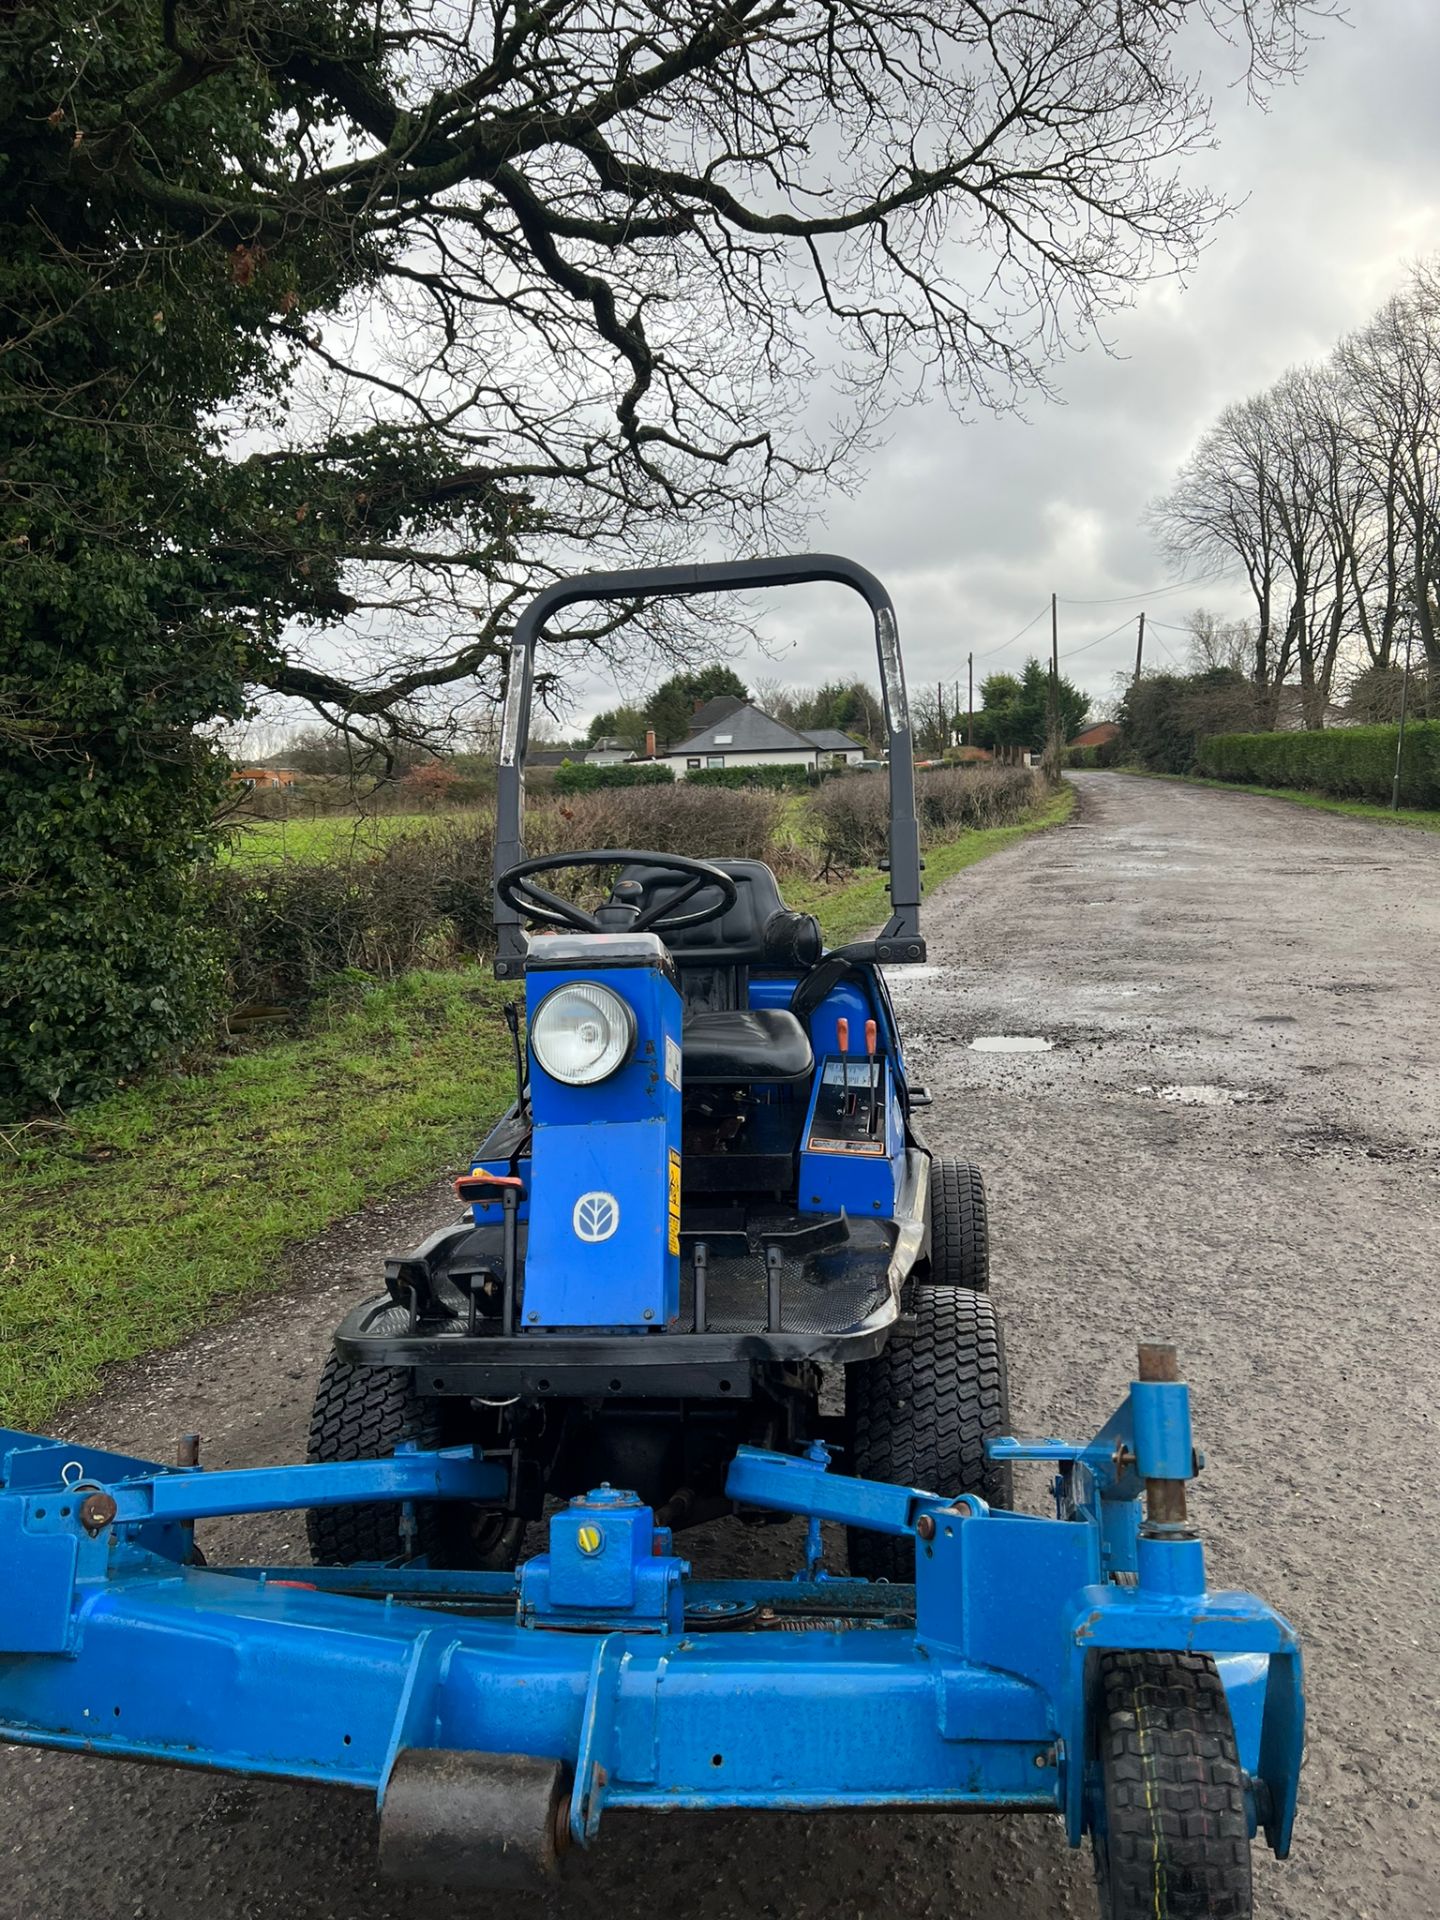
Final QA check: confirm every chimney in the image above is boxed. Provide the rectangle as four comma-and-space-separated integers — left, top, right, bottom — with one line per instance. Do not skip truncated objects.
693, 697, 703, 713
644, 728, 657, 760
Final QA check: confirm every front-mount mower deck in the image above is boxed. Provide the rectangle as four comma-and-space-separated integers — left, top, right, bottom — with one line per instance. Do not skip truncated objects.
0, 557, 1305, 1915
0, 1349, 1302, 1912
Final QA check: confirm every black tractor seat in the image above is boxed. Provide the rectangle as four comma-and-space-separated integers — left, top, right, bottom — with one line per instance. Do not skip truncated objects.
682, 1008, 813, 1084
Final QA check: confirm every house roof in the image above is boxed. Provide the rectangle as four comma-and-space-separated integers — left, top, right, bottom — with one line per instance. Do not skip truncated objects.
667, 703, 817, 757
686, 693, 748, 732
1068, 721, 1120, 747
804, 728, 866, 752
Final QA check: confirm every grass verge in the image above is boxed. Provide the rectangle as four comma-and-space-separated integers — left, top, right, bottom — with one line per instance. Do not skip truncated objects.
787, 781, 1075, 943
1, 973, 516, 1426
1117, 768, 1440, 834
3, 785, 1071, 1426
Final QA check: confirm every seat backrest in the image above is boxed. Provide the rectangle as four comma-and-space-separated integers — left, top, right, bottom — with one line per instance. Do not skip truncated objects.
612, 858, 820, 1011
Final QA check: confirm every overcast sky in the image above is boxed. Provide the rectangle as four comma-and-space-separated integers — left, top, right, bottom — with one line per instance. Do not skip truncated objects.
566, 2, 1440, 729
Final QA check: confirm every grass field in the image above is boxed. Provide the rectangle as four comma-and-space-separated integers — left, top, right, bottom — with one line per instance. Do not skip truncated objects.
4, 785, 1071, 1426
1119, 768, 1440, 834
223, 810, 463, 865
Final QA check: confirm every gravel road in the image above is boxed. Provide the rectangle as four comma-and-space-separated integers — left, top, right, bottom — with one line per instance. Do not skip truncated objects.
4, 770, 1438, 1920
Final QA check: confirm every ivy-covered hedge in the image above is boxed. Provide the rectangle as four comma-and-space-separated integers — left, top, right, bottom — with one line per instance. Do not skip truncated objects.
1196, 721, 1440, 805
685, 763, 817, 791
551, 760, 673, 793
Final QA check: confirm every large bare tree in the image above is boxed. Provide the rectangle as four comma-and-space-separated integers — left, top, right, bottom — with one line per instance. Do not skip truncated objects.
68, 0, 1330, 719
1151, 260, 1440, 729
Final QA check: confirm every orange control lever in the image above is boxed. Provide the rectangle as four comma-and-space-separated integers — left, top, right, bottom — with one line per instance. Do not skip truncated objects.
865, 1018, 878, 1056
836, 1017, 849, 1054
455, 1171, 525, 1203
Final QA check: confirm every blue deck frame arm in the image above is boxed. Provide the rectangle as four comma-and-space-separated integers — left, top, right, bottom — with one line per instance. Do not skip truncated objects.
0, 1365, 1304, 1878
491, 554, 923, 976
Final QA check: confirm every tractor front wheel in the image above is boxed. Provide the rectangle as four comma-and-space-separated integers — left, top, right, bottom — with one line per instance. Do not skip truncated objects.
306, 1353, 524, 1570
844, 1283, 1011, 1581
1091, 1650, 1253, 1920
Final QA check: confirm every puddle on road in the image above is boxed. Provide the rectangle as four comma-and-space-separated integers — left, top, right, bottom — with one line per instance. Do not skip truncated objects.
969, 1035, 1054, 1054
1136, 1083, 1251, 1106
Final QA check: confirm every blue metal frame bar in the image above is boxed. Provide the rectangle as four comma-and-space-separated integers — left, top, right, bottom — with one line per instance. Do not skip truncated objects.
0, 1371, 1304, 1864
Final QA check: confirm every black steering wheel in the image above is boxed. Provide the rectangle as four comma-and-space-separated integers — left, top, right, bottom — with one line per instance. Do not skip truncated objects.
496, 850, 740, 936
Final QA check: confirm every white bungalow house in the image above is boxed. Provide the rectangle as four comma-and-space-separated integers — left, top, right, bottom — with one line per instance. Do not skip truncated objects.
651, 701, 867, 774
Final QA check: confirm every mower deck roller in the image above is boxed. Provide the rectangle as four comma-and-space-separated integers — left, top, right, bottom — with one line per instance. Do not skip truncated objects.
0, 1349, 1303, 1912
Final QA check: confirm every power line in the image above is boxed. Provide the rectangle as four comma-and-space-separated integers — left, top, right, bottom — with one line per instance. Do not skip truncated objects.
1055, 574, 1228, 608
1059, 615, 1135, 661
974, 601, 1050, 661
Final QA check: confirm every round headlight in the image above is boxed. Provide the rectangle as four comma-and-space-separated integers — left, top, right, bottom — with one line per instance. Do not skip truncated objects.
530, 981, 635, 1086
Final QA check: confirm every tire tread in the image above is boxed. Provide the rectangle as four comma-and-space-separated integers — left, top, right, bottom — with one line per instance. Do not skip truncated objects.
1094, 1649, 1253, 1920
845, 1283, 1011, 1580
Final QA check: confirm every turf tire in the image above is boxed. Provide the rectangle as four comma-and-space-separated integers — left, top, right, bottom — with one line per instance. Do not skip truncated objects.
844, 1283, 1011, 1581
306, 1353, 523, 1569
927, 1158, 989, 1290
1091, 1650, 1253, 1920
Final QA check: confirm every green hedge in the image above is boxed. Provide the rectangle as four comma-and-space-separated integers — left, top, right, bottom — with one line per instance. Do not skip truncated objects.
685, 763, 817, 791
551, 760, 674, 793
1196, 721, 1440, 805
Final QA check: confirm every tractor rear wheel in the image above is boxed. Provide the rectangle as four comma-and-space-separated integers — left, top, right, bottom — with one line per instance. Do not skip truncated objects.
927, 1158, 989, 1291
306, 1353, 524, 1570
1091, 1650, 1252, 1920
843, 1283, 1011, 1581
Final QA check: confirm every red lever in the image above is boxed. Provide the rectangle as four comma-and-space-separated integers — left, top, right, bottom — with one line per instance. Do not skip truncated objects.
836, 1018, 849, 1054
865, 1018, 878, 1056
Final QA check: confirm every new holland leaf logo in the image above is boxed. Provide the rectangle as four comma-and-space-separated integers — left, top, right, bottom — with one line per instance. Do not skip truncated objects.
573, 1191, 620, 1244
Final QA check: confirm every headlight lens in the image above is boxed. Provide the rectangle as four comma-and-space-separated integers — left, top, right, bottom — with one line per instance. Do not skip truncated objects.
530, 981, 635, 1085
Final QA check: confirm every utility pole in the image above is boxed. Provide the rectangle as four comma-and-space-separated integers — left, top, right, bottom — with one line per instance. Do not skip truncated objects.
1133, 611, 1146, 689
1044, 592, 1061, 777
967, 650, 973, 747
1391, 624, 1415, 811
936, 679, 946, 754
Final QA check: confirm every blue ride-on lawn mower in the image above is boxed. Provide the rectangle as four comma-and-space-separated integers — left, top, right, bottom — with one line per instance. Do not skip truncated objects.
0, 557, 1302, 1917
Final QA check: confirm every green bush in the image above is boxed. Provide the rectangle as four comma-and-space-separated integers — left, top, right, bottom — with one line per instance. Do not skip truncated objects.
546, 784, 785, 861
1119, 669, 1261, 774
685, 763, 816, 791
1196, 721, 1440, 805
551, 760, 674, 794
216, 782, 786, 1010
806, 765, 1038, 864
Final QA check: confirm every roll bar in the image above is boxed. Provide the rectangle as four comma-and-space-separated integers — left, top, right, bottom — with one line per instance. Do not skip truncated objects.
493, 555, 923, 976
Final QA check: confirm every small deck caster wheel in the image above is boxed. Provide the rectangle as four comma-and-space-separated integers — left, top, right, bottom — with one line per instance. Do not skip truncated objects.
1091, 1649, 1252, 1920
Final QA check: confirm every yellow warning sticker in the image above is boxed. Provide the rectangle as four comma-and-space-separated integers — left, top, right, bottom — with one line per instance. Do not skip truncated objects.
667, 1148, 682, 1256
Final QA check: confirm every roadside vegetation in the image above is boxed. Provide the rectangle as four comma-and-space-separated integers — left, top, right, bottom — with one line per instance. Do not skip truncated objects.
1196, 719, 1440, 805
2, 773, 1067, 1426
